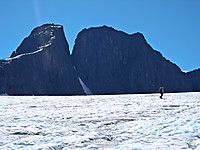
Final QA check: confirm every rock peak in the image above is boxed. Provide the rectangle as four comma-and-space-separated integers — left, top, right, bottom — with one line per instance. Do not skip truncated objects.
132, 32, 145, 38
76, 25, 146, 45
10, 23, 65, 58
0, 23, 84, 95
31, 23, 63, 35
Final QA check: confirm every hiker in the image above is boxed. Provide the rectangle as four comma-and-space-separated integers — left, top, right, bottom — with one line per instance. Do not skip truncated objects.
159, 87, 164, 99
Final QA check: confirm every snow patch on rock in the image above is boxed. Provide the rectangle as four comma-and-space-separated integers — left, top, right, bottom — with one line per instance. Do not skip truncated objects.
78, 77, 92, 95
0, 93, 9, 96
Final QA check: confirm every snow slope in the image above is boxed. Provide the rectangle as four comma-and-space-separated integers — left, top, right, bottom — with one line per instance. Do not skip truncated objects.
78, 77, 92, 95
0, 92, 200, 149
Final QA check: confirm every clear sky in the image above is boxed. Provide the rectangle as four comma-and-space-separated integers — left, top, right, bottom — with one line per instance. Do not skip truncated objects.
0, 0, 199, 71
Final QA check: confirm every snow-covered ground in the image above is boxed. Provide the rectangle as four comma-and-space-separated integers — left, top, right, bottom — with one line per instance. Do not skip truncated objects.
0, 92, 200, 150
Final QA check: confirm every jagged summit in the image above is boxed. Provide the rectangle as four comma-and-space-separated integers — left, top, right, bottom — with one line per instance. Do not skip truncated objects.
73, 25, 147, 56
30, 23, 63, 34
131, 32, 146, 40
72, 25, 192, 94
77, 25, 145, 39
10, 23, 67, 58
0, 23, 84, 95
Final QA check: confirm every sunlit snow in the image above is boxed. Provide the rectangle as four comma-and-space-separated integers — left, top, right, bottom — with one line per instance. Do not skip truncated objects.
0, 92, 200, 149
4, 48, 44, 62
78, 77, 92, 95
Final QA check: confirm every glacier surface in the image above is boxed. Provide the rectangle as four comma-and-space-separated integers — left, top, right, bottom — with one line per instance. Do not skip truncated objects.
0, 92, 200, 149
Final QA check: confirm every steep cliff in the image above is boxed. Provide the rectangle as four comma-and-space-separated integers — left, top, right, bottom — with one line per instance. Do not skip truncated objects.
0, 24, 84, 95
72, 26, 191, 94
0, 24, 199, 95
186, 69, 200, 91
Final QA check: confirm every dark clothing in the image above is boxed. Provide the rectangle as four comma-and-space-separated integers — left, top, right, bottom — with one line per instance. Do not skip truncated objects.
159, 87, 164, 99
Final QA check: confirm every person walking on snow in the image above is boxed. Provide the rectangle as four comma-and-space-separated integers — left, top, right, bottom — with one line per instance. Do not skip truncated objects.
159, 87, 164, 99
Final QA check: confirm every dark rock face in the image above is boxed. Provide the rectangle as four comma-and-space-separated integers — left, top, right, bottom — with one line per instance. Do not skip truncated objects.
0, 24, 199, 95
186, 69, 200, 91
72, 26, 192, 94
0, 24, 84, 95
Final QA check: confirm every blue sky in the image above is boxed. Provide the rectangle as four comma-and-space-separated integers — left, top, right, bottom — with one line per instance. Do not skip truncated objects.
0, 0, 199, 71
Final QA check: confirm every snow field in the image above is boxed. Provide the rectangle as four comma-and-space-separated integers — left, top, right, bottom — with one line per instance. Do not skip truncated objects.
0, 92, 200, 149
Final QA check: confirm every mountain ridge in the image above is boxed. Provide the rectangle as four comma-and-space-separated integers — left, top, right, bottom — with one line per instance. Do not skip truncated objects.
72, 25, 194, 94
0, 24, 199, 95
75, 25, 185, 71
0, 24, 84, 95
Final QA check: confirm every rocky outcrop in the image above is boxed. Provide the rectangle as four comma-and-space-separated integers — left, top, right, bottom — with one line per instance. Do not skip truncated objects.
72, 26, 192, 94
186, 69, 200, 91
0, 24, 84, 95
